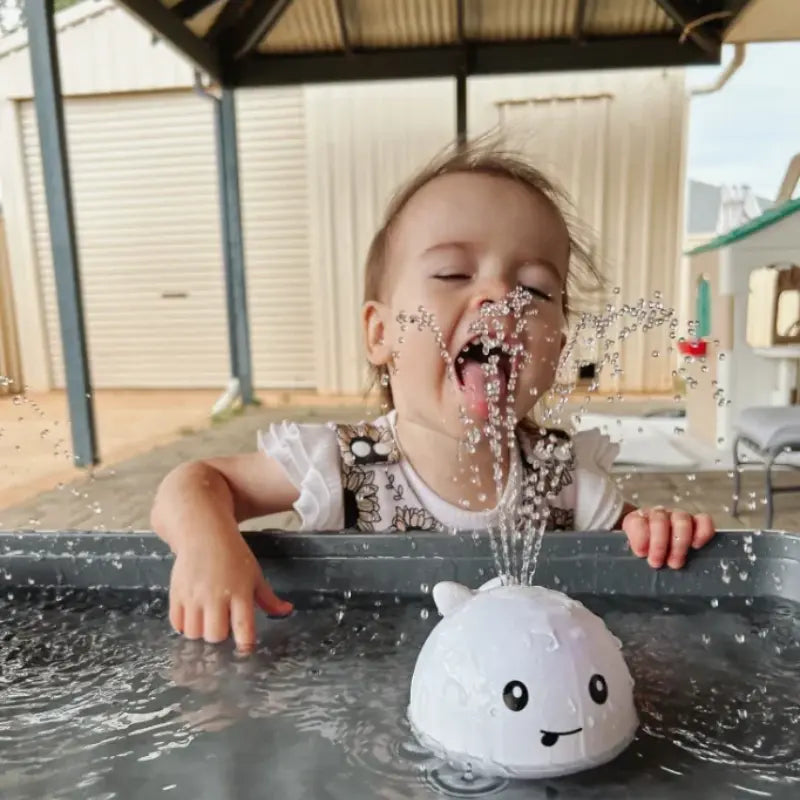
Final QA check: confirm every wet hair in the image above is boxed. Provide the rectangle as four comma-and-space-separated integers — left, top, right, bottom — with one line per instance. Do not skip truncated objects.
363, 139, 604, 411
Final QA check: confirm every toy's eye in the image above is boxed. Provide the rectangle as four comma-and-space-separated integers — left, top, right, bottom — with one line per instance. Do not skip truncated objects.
589, 674, 608, 705
503, 680, 529, 711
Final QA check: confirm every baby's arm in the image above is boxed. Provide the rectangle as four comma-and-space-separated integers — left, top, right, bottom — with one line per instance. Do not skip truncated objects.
150, 452, 299, 649
615, 503, 715, 569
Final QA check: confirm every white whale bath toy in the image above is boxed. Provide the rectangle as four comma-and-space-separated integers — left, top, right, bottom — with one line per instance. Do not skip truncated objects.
408, 580, 638, 779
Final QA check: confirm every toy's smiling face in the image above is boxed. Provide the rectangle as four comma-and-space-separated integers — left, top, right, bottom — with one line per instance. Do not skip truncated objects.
501, 671, 608, 748
408, 583, 639, 779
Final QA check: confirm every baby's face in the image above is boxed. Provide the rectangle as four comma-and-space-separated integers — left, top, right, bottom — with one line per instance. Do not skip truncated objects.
367, 172, 570, 439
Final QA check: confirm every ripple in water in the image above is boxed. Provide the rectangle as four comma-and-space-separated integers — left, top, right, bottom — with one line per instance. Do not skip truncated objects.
0, 589, 798, 799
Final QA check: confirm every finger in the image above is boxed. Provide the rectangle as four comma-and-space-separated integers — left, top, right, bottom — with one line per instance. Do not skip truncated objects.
622, 512, 650, 558
183, 604, 204, 640
203, 599, 230, 644
231, 595, 257, 651
255, 578, 294, 617
647, 509, 671, 568
691, 513, 716, 549
169, 600, 184, 635
667, 511, 694, 569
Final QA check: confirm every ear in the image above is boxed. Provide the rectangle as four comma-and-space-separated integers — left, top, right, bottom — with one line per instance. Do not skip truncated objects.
432, 582, 474, 617
362, 300, 392, 367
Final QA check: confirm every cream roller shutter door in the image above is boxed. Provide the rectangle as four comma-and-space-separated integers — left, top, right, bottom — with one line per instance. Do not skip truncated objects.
236, 87, 315, 389
21, 91, 229, 388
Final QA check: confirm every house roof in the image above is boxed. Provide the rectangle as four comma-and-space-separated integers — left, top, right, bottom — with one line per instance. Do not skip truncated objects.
687, 179, 772, 235
686, 195, 800, 254
112, 0, 755, 87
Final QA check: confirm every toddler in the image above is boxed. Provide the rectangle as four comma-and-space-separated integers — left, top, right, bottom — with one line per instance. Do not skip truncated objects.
151, 143, 716, 649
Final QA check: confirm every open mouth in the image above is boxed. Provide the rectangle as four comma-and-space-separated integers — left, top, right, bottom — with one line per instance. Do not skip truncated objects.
454, 338, 511, 388
540, 728, 583, 747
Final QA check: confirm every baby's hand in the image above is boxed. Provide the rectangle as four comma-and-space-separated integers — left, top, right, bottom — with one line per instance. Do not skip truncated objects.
622, 507, 715, 569
169, 531, 293, 650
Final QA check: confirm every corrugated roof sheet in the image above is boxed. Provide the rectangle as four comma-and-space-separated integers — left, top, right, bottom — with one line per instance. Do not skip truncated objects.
586, 0, 674, 36
349, 0, 457, 48
471, 0, 579, 41
258, 0, 343, 53
183, 0, 687, 53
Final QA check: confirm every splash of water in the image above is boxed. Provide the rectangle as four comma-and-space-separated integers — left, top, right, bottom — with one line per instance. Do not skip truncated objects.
391, 286, 705, 586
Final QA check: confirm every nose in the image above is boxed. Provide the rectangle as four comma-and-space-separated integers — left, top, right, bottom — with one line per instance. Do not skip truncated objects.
470, 277, 512, 311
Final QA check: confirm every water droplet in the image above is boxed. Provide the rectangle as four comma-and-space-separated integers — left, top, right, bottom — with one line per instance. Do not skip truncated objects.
710, 598, 719, 608
420, 583, 429, 594
420, 608, 429, 620
735, 633, 746, 644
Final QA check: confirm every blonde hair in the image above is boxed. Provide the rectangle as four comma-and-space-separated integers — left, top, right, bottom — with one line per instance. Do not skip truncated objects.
364, 139, 604, 411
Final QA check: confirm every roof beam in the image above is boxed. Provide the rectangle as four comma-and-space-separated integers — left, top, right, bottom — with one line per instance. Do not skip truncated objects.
115, 0, 221, 80
223, 0, 295, 61
204, 0, 245, 43
173, 0, 218, 20
231, 35, 719, 87
652, 0, 721, 55
573, 0, 588, 42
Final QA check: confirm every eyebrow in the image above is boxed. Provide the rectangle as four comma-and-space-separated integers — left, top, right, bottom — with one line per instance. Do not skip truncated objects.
420, 241, 471, 257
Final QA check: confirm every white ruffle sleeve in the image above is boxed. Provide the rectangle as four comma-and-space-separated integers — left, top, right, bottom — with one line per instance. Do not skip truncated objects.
557, 428, 624, 531
258, 422, 344, 531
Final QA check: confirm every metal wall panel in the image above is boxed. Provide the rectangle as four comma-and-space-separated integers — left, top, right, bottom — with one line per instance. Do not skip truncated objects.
237, 87, 316, 388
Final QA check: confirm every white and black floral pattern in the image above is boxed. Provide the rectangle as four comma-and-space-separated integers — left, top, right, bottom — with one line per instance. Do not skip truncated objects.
336, 422, 399, 468
392, 506, 443, 532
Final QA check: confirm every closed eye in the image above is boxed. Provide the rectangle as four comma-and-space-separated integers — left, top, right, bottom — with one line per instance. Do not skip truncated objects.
520, 284, 553, 301
434, 274, 471, 282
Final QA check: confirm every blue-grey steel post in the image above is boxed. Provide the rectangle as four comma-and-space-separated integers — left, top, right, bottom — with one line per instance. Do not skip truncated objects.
26, 0, 98, 467
215, 87, 254, 405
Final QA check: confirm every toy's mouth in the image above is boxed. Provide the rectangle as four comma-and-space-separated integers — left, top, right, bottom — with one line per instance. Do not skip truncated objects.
540, 728, 583, 747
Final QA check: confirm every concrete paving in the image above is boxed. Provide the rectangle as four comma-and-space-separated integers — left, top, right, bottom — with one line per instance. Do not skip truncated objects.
2, 401, 799, 536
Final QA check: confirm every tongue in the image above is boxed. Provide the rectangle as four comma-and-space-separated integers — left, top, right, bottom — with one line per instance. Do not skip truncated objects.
461, 361, 508, 419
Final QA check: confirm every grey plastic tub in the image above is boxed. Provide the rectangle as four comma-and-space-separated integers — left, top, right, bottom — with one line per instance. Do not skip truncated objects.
2, 529, 799, 800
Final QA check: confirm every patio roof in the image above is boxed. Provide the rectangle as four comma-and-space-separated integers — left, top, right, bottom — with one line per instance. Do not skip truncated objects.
116, 0, 758, 87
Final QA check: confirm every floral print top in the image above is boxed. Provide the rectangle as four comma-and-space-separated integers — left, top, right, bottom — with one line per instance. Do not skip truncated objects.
333, 417, 575, 533
259, 411, 623, 534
